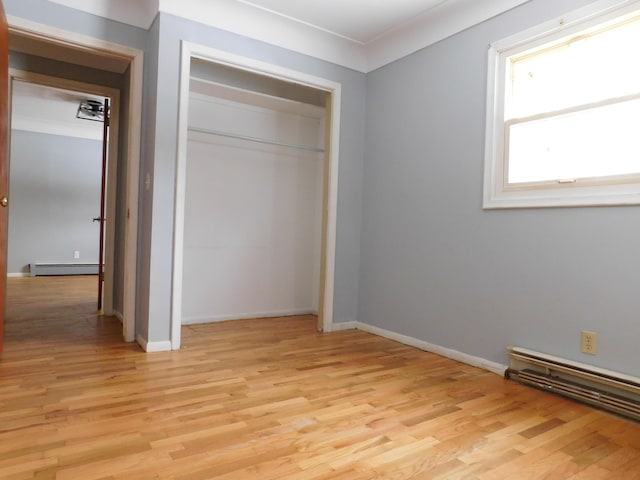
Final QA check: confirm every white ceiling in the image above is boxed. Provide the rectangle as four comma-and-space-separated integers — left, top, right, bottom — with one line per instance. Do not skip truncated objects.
11, 81, 105, 140
46, 0, 531, 72
235, 0, 448, 44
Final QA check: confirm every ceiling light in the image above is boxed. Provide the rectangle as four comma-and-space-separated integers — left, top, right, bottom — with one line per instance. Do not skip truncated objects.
76, 99, 105, 122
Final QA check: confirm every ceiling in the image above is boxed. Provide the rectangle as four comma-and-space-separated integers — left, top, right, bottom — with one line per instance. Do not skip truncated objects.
45, 0, 531, 72
11, 81, 105, 140
234, 0, 449, 44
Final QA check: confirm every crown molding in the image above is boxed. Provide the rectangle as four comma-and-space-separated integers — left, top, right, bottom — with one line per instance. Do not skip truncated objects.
158, 0, 368, 71
47, 0, 532, 72
366, 0, 531, 71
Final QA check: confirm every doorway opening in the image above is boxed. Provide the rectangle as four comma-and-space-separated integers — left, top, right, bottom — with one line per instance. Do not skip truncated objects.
8, 78, 116, 309
5, 18, 144, 344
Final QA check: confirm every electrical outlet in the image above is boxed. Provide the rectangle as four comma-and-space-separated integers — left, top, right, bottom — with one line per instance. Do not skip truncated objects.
74, 251, 80, 259
581, 331, 597, 355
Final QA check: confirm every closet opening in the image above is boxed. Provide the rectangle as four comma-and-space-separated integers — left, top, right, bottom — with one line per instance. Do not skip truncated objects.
172, 43, 342, 349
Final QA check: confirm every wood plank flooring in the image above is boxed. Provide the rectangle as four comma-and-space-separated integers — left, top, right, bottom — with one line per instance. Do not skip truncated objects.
1, 276, 639, 479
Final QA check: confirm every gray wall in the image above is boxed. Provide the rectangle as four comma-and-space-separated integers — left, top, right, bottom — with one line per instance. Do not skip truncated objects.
5, 0, 148, 49
360, 0, 640, 375
137, 13, 366, 343
135, 15, 160, 342
8, 130, 102, 273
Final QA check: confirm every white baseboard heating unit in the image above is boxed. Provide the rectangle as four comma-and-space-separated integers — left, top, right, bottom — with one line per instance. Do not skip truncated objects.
506, 346, 640, 421
30, 263, 99, 277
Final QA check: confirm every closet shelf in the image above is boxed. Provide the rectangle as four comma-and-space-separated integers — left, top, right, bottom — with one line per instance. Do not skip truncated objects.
188, 126, 325, 153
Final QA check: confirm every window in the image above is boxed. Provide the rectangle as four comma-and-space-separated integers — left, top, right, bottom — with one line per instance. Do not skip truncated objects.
484, 0, 640, 208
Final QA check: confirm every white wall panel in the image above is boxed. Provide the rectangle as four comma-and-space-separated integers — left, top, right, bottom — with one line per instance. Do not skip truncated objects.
182, 94, 324, 323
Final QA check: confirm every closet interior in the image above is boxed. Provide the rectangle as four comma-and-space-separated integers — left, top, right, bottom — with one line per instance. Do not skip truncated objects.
181, 59, 328, 325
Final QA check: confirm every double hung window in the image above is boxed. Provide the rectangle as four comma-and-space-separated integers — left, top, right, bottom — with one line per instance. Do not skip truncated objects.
484, 1, 640, 208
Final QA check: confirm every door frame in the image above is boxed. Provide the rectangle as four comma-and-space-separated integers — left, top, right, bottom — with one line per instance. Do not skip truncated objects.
7, 16, 143, 342
9, 71, 120, 311
171, 41, 342, 350
0, 0, 8, 359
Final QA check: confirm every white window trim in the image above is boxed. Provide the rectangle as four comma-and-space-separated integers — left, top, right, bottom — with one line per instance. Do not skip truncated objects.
483, 0, 640, 209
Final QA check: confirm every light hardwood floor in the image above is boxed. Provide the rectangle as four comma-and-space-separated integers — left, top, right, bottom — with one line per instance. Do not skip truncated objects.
1, 276, 639, 479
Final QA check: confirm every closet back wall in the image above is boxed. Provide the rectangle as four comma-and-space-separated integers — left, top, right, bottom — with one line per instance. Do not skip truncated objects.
181, 82, 325, 324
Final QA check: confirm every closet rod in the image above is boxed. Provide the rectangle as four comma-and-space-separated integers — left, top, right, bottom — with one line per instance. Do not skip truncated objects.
188, 126, 325, 153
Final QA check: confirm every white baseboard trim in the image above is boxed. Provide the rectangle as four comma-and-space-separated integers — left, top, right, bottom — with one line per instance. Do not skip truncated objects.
8, 272, 29, 278
354, 322, 507, 376
330, 321, 357, 331
182, 308, 317, 325
113, 310, 124, 323
136, 334, 172, 353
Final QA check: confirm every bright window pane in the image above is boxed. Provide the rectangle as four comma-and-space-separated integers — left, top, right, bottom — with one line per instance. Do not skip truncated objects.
507, 15, 640, 119
507, 98, 640, 184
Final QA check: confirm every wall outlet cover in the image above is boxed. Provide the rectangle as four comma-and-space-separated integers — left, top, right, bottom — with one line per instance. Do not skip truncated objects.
581, 330, 597, 355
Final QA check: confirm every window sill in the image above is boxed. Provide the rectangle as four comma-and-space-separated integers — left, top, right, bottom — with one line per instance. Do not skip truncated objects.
483, 184, 640, 209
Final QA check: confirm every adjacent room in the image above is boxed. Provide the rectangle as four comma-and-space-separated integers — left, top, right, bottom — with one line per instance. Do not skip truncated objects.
8, 81, 104, 278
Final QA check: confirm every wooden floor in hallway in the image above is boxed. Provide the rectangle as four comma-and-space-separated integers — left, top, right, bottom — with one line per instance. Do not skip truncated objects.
1, 276, 639, 479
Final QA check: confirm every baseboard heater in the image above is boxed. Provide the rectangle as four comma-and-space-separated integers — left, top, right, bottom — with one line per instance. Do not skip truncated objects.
506, 346, 640, 421
30, 262, 99, 277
